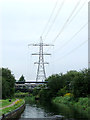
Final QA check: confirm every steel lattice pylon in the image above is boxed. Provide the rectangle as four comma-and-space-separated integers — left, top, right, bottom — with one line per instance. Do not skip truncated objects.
28, 36, 53, 82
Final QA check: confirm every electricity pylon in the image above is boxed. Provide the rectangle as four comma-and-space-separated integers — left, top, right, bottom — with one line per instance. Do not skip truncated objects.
28, 36, 54, 82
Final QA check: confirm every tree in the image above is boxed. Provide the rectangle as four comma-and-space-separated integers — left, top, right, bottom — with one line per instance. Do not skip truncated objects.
2, 68, 16, 99
72, 69, 89, 98
18, 75, 25, 82
63, 70, 80, 92
46, 74, 66, 97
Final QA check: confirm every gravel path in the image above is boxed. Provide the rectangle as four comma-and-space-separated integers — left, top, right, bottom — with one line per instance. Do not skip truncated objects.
0, 99, 19, 110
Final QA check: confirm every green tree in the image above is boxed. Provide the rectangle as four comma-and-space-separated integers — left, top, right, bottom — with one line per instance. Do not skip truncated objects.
2, 68, 16, 99
72, 69, 89, 98
46, 74, 66, 97
18, 75, 25, 82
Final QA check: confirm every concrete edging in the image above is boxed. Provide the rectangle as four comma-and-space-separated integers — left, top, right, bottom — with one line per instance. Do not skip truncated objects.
1, 101, 25, 120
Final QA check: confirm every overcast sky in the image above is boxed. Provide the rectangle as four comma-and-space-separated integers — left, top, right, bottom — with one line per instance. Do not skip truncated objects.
0, 0, 89, 81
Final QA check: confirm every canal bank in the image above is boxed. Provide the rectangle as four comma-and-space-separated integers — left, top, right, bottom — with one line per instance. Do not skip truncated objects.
52, 96, 89, 119
0, 99, 25, 120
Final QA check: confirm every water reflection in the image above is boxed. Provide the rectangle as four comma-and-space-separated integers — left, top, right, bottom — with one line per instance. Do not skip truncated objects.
19, 101, 89, 120
20, 104, 55, 118
39, 102, 89, 120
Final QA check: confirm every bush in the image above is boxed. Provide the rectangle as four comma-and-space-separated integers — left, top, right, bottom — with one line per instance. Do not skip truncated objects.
39, 89, 52, 102
64, 93, 73, 97
57, 86, 68, 96
53, 96, 71, 104
2, 68, 16, 99
32, 88, 40, 96
72, 69, 88, 98
74, 97, 88, 111
47, 74, 66, 98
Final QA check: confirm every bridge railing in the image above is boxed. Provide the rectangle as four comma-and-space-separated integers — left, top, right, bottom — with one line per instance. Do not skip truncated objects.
15, 81, 48, 84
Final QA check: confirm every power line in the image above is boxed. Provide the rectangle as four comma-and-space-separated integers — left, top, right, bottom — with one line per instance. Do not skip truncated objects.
51, 40, 87, 63
52, 0, 82, 43
45, 0, 82, 53
41, 0, 59, 37
54, 22, 88, 53
44, 0, 66, 40
68, 0, 88, 24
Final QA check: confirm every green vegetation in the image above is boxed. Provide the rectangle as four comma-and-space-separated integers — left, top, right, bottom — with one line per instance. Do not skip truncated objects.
53, 96, 89, 111
52, 96, 90, 119
15, 92, 29, 97
24, 96, 35, 104
0, 99, 25, 116
1, 68, 16, 99
14, 92, 35, 104
18, 75, 25, 82
31, 68, 89, 114
0, 67, 89, 118
0, 99, 16, 107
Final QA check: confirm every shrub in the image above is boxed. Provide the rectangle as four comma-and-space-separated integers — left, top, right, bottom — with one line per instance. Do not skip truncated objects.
2, 68, 16, 99
64, 93, 73, 97
57, 86, 67, 96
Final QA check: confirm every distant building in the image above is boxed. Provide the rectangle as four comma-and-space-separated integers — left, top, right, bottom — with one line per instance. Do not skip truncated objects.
15, 83, 37, 91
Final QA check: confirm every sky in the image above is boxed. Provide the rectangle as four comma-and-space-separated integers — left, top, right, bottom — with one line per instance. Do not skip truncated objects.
0, 0, 89, 81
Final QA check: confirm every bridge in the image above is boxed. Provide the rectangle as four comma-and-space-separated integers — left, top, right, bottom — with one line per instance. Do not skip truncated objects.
15, 81, 48, 84
15, 81, 48, 92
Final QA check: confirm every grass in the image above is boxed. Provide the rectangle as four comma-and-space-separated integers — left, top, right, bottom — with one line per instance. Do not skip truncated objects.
0, 98, 16, 108
0, 99, 25, 116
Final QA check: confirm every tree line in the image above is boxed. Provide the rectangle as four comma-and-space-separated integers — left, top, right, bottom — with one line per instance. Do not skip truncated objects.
33, 69, 89, 102
0, 68, 26, 99
0, 67, 89, 99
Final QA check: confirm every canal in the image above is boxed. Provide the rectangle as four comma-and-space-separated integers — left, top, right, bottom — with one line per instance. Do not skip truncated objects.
18, 101, 89, 120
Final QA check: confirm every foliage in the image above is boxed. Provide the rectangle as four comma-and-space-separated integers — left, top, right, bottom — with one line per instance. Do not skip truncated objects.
74, 97, 89, 111
15, 92, 29, 97
24, 96, 35, 104
0, 99, 25, 115
18, 75, 25, 82
33, 88, 40, 96
39, 89, 53, 102
46, 74, 66, 98
72, 69, 89, 98
46, 69, 89, 99
62, 70, 80, 92
57, 86, 67, 96
64, 93, 73, 97
53, 96, 89, 112
2, 68, 16, 99
53, 96, 72, 104
30, 68, 89, 104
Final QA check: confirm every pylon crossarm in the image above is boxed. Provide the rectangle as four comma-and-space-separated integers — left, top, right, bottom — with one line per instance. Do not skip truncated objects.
34, 62, 49, 64
42, 44, 54, 46
32, 53, 51, 55
28, 44, 40, 46
28, 44, 54, 46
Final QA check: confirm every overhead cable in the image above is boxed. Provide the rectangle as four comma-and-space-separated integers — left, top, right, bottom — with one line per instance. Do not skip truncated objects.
52, 0, 82, 43
44, 0, 66, 40
55, 22, 88, 53
68, 0, 88, 24
51, 40, 87, 63
41, 0, 59, 37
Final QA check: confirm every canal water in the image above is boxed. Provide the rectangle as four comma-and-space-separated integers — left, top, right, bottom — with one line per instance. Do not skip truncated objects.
19, 101, 89, 120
